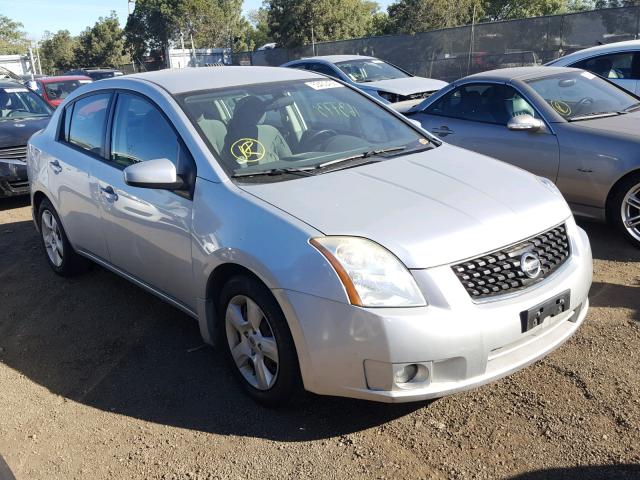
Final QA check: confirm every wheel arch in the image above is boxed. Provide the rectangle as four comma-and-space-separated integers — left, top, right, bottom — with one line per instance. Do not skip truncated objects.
605, 168, 640, 222
32, 190, 51, 230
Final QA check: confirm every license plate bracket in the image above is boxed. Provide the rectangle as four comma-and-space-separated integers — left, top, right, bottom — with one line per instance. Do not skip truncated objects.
520, 290, 571, 333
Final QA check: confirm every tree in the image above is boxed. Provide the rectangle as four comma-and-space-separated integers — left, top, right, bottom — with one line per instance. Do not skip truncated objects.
386, 0, 484, 35
0, 15, 29, 55
74, 12, 129, 68
40, 30, 77, 73
266, 0, 381, 48
482, 0, 589, 20
245, 8, 273, 50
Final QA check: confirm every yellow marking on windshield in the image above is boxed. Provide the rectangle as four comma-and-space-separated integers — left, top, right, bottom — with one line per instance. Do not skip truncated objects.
550, 100, 571, 117
231, 138, 266, 164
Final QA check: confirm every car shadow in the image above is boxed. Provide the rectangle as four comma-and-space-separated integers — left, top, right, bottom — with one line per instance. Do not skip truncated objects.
590, 280, 640, 322
0, 195, 29, 212
508, 464, 640, 480
577, 220, 640, 263
0, 219, 422, 442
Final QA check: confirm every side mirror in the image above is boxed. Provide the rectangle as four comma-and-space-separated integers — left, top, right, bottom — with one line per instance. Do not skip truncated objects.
507, 114, 544, 132
123, 158, 186, 190
26, 80, 38, 91
408, 118, 423, 129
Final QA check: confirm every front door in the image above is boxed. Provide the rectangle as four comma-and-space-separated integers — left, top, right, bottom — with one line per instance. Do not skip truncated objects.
92, 92, 196, 307
412, 82, 560, 181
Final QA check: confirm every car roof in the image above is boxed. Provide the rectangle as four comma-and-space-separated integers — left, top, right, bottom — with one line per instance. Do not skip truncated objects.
463, 66, 579, 83
0, 80, 26, 88
40, 75, 92, 83
126, 66, 321, 94
549, 39, 640, 64
292, 55, 374, 64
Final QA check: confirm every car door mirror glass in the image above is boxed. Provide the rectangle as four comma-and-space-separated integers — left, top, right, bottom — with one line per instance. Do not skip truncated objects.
507, 114, 544, 132
123, 158, 185, 190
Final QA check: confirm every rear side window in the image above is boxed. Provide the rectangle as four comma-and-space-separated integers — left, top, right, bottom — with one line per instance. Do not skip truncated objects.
65, 93, 111, 155
572, 52, 640, 80
110, 93, 181, 168
308, 63, 339, 78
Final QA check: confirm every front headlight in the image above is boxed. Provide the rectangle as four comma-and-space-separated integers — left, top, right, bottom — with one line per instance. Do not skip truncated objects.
377, 91, 401, 104
310, 236, 426, 307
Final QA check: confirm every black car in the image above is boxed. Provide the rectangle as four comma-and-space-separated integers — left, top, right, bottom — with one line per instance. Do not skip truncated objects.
0, 81, 52, 197
63, 68, 124, 81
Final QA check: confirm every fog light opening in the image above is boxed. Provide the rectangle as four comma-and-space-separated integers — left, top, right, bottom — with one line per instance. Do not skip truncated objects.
394, 364, 419, 384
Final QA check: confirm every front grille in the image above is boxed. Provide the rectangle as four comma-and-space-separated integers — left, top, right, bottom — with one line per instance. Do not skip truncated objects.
452, 224, 570, 300
0, 145, 27, 162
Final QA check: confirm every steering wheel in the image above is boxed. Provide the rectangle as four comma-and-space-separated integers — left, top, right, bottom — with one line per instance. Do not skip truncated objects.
302, 129, 337, 149
576, 96, 594, 114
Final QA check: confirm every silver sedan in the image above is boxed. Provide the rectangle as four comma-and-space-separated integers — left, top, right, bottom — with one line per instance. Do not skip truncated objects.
406, 66, 640, 248
27, 67, 591, 406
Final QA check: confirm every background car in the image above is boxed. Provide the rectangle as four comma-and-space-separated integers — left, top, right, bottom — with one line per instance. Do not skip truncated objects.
282, 55, 448, 109
33, 76, 93, 108
406, 66, 640, 247
63, 68, 124, 81
546, 40, 640, 94
0, 81, 52, 198
27, 66, 591, 406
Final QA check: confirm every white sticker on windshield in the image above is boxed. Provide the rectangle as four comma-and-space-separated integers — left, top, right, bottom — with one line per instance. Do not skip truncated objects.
581, 71, 596, 80
306, 80, 343, 90
78, 80, 92, 84
371, 60, 385, 64
3, 87, 28, 93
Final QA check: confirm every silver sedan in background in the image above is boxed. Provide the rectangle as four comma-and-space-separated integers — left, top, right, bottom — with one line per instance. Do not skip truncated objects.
406, 67, 640, 248
27, 67, 591, 406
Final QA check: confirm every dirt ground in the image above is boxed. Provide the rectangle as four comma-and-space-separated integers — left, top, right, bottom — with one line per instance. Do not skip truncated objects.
0, 195, 638, 480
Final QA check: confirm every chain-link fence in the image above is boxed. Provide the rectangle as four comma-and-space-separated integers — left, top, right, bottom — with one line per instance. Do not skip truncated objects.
232, 6, 640, 82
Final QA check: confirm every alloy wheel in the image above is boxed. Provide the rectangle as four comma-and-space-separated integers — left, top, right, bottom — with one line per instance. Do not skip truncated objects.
41, 210, 64, 267
621, 182, 640, 242
225, 294, 279, 390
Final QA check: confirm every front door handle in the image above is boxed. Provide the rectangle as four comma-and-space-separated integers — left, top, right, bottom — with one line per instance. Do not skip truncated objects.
431, 126, 454, 137
49, 160, 62, 174
100, 185, 118, 202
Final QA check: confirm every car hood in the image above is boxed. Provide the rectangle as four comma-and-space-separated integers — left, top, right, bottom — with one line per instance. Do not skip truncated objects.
573, 110, 640, 137
0, 116, 50, 147
359, 76, 448, 96
239, 144, 571, 268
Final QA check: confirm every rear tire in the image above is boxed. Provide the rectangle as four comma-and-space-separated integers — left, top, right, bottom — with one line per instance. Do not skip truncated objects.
608, 172, 640, 249
218, 274, 301, 407
38, 199, 89, 276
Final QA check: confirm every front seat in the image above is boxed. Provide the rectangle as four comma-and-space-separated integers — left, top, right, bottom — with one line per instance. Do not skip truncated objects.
222, 96, 292, 168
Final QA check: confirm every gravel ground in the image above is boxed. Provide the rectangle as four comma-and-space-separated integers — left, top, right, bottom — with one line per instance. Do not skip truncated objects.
0, 196, 639, 480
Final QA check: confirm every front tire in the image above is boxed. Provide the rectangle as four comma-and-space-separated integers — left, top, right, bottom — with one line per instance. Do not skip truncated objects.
38, 199, 89, 276
609, 173, 640, 249
218, 274, 301, 407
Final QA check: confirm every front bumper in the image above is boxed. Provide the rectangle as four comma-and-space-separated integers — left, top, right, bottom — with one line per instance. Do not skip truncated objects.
0, 159, 29, 197
275, 219, 592, 403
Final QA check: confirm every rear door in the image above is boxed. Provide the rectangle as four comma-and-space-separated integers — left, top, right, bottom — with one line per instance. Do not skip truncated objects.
91, 91, 196, 307
411, 82, 560, 180
571, 51, 640, 95
50, 92, 112, 260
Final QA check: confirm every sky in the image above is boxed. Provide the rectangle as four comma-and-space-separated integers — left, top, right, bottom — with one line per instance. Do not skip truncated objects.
0, 0, 394, 41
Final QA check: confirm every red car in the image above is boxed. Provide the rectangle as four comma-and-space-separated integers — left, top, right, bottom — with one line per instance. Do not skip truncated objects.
34, 75, 93, 108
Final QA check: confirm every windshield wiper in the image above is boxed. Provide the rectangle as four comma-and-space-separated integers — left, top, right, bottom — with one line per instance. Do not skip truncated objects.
568, 111, 620, 121
620, 102, 640, 113
232, 167, 316, 178
316, 146, 407, 169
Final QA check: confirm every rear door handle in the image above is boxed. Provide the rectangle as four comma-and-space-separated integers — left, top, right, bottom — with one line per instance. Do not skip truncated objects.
49, 160, 62, 174
100, 185, 118, 202
431, 126, 454, 137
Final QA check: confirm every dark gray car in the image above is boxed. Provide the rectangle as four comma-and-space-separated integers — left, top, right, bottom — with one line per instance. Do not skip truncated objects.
406, 66, 640, 247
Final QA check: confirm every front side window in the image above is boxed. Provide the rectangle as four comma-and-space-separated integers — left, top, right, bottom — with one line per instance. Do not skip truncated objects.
526, 71, 640, 120
178, 79, 431, 180
572, 52, 639, 80
308, 63, 339, 78
110, 93, 181, 168
0, 86, 51, 120
44, 79, 92, 101
426, 83, 538, 125
335, 59, 410, 83
66, 93, 111, 154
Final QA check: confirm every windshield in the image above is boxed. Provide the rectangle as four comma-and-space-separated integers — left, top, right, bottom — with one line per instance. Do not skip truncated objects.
526, 71, 639, 120
335, 59, 410, 83
178, 79, 430, 180
43, 79, 92, 101
0, 86, 52, 119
